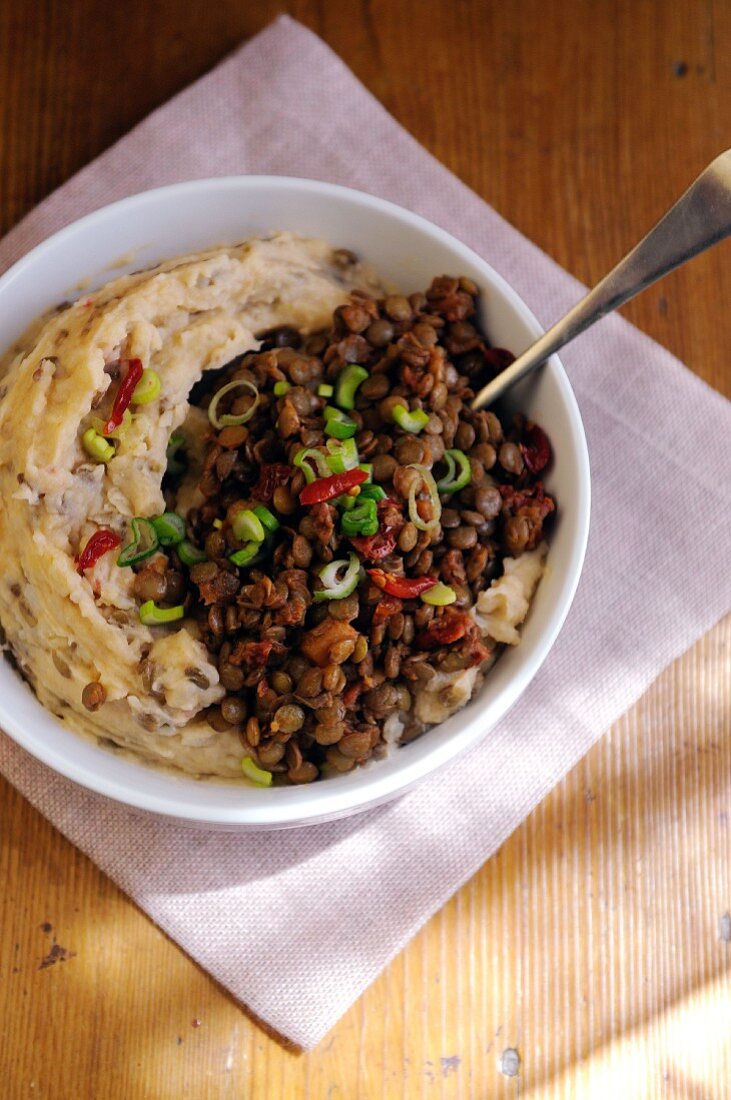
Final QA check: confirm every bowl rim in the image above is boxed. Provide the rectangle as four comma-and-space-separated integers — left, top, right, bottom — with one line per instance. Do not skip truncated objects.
0, 175, 591, 825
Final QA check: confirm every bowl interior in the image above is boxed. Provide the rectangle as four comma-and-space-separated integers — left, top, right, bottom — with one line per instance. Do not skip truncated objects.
0, 178, 589, 827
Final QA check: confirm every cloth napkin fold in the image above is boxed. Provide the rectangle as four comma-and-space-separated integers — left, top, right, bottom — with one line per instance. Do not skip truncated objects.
1, 16, 730, 1049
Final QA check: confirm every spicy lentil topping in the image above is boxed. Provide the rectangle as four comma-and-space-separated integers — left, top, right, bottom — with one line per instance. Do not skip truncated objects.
121, 275, 554, 784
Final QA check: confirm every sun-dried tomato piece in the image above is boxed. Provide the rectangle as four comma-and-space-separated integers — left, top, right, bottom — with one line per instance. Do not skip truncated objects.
349, 498, 404, 561
499, 481, 553, 514
251, 463, 291, 502
195, 570, 241, 606
343, 681, 364, 708
460, 621, 493, 668
425, 276, 476, 322
416, 611, 472, 649
483, 347, 515, 375
520, 422, 552, 474
229, 639, 284, 669
371, 594, 403, 626
499, 481, 556, 554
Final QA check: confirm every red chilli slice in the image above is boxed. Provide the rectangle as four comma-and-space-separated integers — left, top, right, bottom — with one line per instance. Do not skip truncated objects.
75, 529, 122, 574
102, 358, 144, 435
299, 467, 368, 506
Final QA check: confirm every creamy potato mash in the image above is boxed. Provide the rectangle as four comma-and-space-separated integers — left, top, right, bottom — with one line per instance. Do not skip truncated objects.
0, 235, 382, 775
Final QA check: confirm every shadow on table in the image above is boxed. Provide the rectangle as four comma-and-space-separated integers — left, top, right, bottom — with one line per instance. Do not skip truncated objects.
495, 631, 731, 1095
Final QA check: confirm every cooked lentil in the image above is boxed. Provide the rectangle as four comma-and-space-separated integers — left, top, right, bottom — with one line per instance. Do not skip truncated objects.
125, 273, 554, 784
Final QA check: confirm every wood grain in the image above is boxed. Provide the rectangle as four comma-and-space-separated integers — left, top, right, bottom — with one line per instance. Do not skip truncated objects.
0, 1, 729, 1096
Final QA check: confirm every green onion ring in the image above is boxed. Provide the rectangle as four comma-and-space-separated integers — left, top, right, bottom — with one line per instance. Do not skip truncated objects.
177, 540, 207, 566
293, 447, 332, 484
139, 600, 185, 625
436, 449, 472, 493
208, 378, 260, 429
406, 463, 442, 532
117, 517, 159, 566
314, 552, 361, 601
232, 509, 266, 544
241, 756, 273, 787
151, 512, 186, 546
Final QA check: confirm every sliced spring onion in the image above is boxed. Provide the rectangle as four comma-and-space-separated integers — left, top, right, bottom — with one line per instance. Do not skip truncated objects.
317, 382, 334, 398
325, 419, 357, 441
82, 427, 115, 463
335, 364, 368, 410
166, 433, 186, 477
151, 511, 186, 546
325, 436, 359, 474
139, 600, 185, 626
177, 540, 207, 566
131, 368, 161, 405
117, 517, 159, 566
436, 449, 472, 493
323, 406, 357, 440
212, 518, 223, 529
208, 378, 260, 429
241, 756, 273, 787
293, 447, 331, 484
407, 463, 442, 532
340, 497, 379, 537
336, 493, 358, 511
359, 483, 387, 501
420, 581, 457, 606
252, 504, 280, 533
273, 380, 291, 396
358, 463, 373, 483
314, 552, 361, 601
232, 508, 266, 543
392, 404, 430, 434
229, 541, 264, 567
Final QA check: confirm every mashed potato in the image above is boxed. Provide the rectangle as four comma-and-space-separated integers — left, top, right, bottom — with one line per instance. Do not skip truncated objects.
0, 234, 381, 777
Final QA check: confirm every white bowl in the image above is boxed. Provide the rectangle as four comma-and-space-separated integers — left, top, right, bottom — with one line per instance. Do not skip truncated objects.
0, 177, 590, 828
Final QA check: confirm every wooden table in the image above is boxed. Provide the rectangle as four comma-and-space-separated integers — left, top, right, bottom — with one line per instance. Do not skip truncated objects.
1, 2, 730, 1095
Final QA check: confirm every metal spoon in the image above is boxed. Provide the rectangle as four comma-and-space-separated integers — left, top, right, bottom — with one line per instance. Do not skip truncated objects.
472, 149, 731, 409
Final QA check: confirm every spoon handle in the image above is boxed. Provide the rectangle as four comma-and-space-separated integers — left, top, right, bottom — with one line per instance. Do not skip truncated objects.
472, 149, 731, 409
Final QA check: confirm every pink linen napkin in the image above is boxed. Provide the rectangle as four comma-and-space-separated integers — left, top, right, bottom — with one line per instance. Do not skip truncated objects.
1, 16, 730, 1049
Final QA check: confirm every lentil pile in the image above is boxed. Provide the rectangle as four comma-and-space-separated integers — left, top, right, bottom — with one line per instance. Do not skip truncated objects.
125, 274, 556, 785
